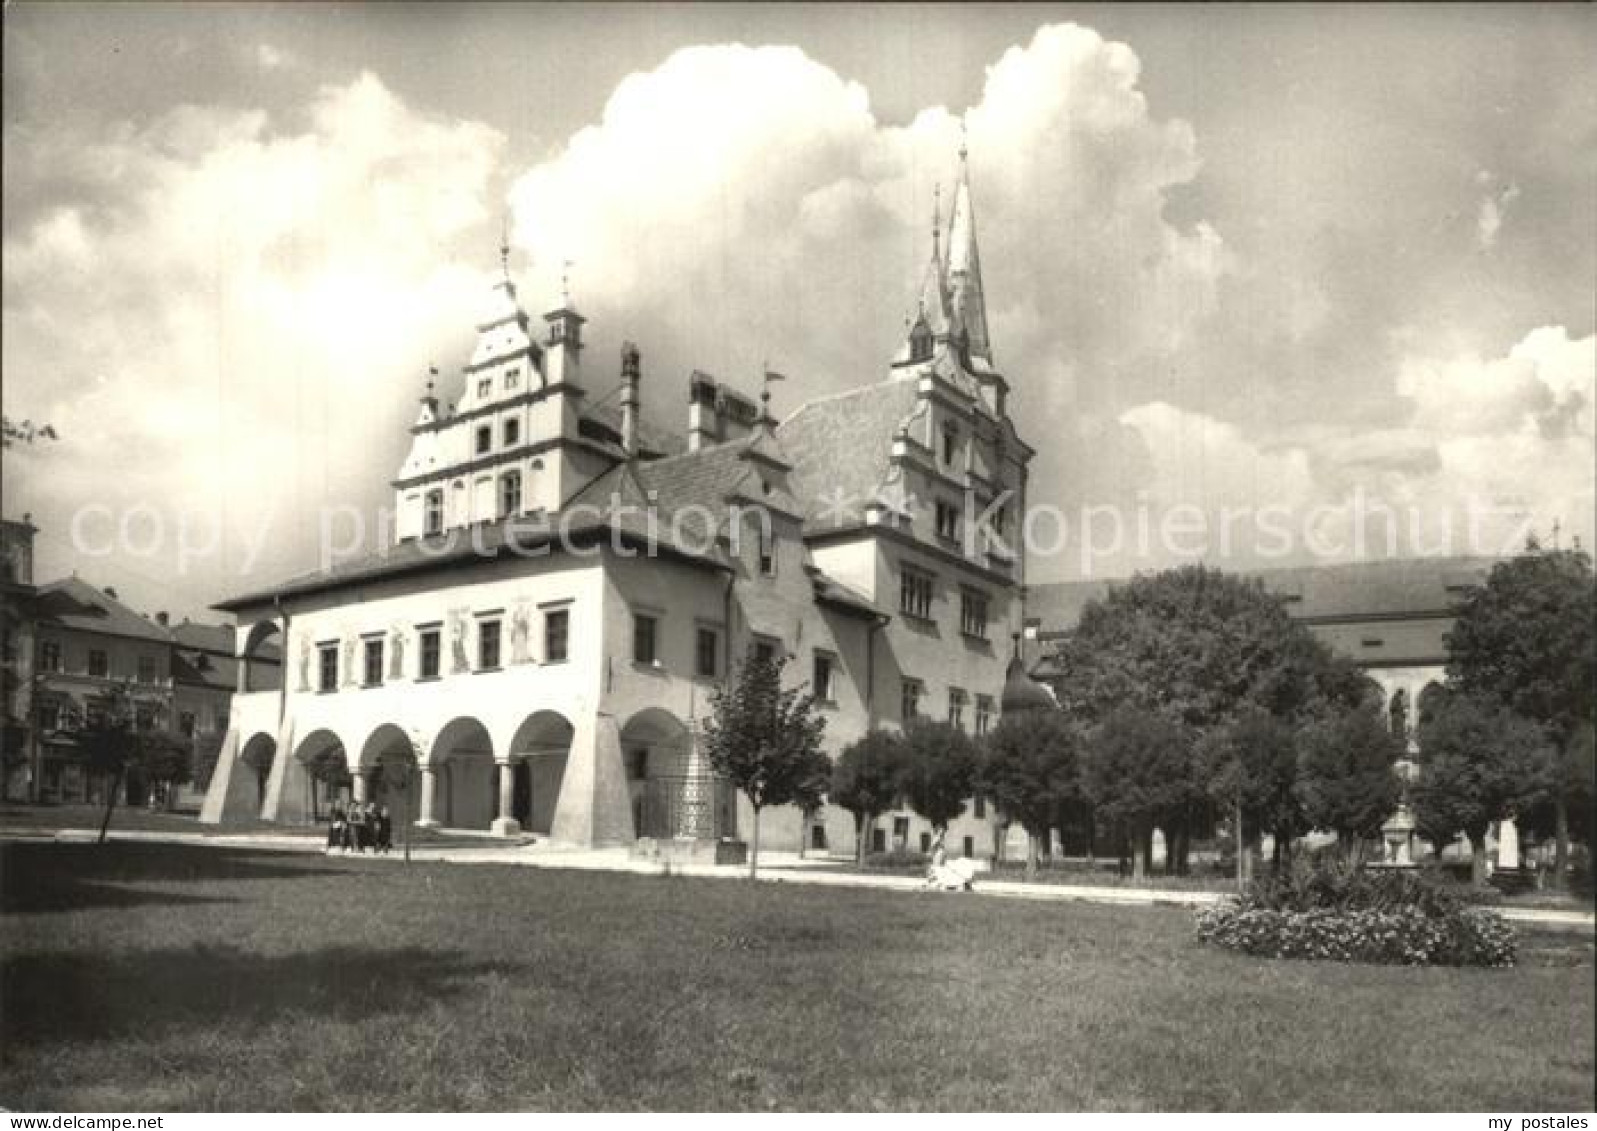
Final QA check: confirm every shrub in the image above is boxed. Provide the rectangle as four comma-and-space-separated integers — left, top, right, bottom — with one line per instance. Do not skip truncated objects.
1195, 858, 1516, 966
862, 849, 928, 872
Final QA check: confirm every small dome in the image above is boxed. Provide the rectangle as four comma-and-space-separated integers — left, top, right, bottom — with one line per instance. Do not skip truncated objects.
1001, 655, 1055, 715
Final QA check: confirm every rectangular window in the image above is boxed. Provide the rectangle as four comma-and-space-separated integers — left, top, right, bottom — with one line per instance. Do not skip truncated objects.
424, 490, 444, 536
504, 418, 520, 446
364, 638, 384, 686
135, 705, 155, 732
476, 425, 492, 454
504, 367, 520, 390
752, 637, 778, 666
137, 655, 157, 684
88, 649, 109, 678
85, 701, 108, 729
39, 700, 61, 731
900, 678, 923, 722
757, 524, 776, 577
962, 835, 974, 858
948, 687, 968, 730
317, 643, 338, 692
419, 628, 441, 679
975, 694, 994, 736
216, 709, 230, 735
179, 711, 196, 738
39, 640, 61, 672
478, 619, 502, 670
499, 471, 522, 517
974, 794, 987, 820
696, 627, 719, 678
899, 568, 934, 620
920, 831, 931, 853
633, 614, 658, 665
935, 499, 960, 542
942, 424, 959, 467
544, 608, 569, 663
812, 651, 835, 703
477, 377, 492, 399
960, 590, 989, 640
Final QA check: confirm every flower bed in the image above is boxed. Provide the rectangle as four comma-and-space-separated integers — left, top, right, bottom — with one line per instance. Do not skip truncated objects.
1194, 860, 1516, 967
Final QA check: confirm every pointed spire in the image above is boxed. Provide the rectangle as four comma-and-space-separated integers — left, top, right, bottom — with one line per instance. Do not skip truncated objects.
946, 130, 992, 365
499, 213, 511, 281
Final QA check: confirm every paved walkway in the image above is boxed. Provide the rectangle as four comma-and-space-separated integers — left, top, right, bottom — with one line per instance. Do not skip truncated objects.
11, 824, 1594, 932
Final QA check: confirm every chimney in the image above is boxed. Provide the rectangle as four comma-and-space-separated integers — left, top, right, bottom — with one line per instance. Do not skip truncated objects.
620, 342, 641, 457
155, 611, 169, 627
688, 371, 720, 452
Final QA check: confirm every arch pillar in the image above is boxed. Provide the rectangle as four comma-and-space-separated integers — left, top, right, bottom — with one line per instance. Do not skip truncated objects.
491, 759, 522, 837
551, 712, 635, 847
352, 768, 371, 805
417, 764, 440, 827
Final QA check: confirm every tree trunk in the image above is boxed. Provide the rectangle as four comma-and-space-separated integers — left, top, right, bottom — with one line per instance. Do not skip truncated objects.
855, 813, 868, 869
1025, 831, 1040, 882
1553, 790, 1570, 891
1469, 830, 1489, 887
1132, 825, 1148, 881
97, 766, 124, 845
1271, 834, 1283, 876
749, 805, 761, 880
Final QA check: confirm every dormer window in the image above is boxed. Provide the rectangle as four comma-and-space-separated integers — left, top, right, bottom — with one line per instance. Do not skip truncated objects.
477, 378, 492, 399
424, 489, 444, 536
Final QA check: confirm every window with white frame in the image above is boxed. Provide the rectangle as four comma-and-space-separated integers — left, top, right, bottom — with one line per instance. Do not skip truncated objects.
935, 499, 960, 542
948, 687, 968, 730
317, 643, 338, 692
900, 678, 923, 721
960, 589, 989, 640
424, 489, 444, 536
900, 568, 934, 620
504, 417, 521, 446
633, 614, 658, 665
478, 618, 502, 670
499, 471, 522, 518
812, 651, 836, 703
975, 694, 994, 736
363, 638, 384, 686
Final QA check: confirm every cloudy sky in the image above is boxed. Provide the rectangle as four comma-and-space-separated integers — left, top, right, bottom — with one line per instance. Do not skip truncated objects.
4, 4, 1593, 620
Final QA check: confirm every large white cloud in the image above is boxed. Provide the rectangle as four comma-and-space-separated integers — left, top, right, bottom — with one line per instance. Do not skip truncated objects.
3, 73, 503, 611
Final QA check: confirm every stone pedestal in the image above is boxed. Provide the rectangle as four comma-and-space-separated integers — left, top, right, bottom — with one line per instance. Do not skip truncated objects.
416, 765, 440, 828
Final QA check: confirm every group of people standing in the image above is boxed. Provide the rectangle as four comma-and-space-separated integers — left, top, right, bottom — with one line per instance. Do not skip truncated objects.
327, 801, 394, 854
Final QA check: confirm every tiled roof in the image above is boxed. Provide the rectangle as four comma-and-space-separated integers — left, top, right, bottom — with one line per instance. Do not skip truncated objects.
1028, 555, 1501, 635
215, 506, 730, 612
36, 576, 172, 644
776, 378, 923, 534
566, 429, 801, 555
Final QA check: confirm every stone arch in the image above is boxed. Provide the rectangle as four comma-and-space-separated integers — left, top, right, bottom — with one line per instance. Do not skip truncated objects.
239, 732, 277, 811
621, 708, 722, 839
506, 710, 574, 836
240, 620, 284, 693
357, 723, 419, 816
429, 716, 495, 830
292, 728, 350, 821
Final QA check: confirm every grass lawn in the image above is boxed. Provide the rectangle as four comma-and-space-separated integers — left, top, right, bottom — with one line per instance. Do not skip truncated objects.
0, 804, 529, 848
0, 842, 1591, 1111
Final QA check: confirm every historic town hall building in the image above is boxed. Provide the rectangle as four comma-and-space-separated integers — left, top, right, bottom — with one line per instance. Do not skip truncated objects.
201, 153, 1034, 856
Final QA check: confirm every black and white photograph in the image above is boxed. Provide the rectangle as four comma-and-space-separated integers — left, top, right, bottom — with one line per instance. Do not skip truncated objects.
1, 1, 1593, 1116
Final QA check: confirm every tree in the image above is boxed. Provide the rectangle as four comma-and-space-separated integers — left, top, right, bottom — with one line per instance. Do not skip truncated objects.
830, 729, 907, 867
1295, 700, 1403, 860
71, 683, 188, 843
1050, 566, 1364, 871
1445, 545, 1596, 884
980, 708, 1081, 880
897, 718, 977, 836
1, 416, 59, 448
1410, 691, 1559, 885
700, 646, 830, 879
1082, 707, 1190, 880
1203, 708, 1307, 882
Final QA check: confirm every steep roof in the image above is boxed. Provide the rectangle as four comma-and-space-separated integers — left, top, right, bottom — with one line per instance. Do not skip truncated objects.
1028, 555, 1501, 635
776, 378, 923, 535
945, 162, 991, 364
36, 576, 172, 644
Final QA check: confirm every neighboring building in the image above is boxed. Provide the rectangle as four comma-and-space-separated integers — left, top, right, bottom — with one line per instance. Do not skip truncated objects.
1027, 555, 1502, 749
1, 516, 40, 799
202, 149, 1032, 858
28, 577, 176, 804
